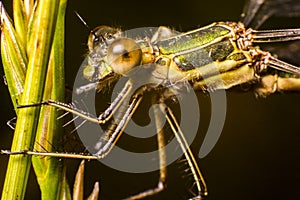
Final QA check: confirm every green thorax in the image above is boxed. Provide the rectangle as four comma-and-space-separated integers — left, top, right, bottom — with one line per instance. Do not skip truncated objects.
154, 23, 248, 72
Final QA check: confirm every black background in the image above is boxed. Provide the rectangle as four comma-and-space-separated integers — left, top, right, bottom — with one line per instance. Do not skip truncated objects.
1, 0, 300, 199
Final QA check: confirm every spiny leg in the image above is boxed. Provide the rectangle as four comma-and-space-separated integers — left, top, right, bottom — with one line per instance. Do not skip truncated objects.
159, 103, 207, 199
267, 56, 300, 75
125, 99, 167, 200
93, 92, 142, 157
1, 93, 142, 160
17, 81, 133, 124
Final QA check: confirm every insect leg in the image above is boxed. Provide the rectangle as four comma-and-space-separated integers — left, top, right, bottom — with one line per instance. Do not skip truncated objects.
267, 56, 300, 75
1, 92, 142, 159
159, 103, 208, 199
93, 93, 142, 157
17, 81, 133, 124
124, 100, 167, 199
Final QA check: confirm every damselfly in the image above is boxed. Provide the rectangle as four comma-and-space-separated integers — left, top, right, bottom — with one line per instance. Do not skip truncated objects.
1, 0, 300, 199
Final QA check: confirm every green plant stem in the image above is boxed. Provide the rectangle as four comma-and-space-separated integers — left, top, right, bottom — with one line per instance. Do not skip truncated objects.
1, 0, 60, 199
32, 0, 67, 199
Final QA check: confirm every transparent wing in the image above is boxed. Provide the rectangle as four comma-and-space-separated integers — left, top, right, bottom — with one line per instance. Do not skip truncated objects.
241, 0, 300, 66
262, 41, 300, 66
241, 0, 300, 29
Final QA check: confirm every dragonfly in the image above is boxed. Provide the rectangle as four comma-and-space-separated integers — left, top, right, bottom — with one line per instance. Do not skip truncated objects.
1, 0, 300, 199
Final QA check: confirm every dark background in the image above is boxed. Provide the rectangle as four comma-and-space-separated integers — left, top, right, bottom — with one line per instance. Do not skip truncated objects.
1, 0, 300, 199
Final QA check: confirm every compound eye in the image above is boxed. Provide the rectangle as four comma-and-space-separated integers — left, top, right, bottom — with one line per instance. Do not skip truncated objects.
87, 26, 118, 51
107, 38, 142, 75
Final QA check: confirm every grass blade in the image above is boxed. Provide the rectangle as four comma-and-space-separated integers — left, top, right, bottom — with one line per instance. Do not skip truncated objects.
1, 0, 60, 199
0, 2, 27, 111
73, 160, 85, 200
87, 182, 100, 200
31, 0, 67, 199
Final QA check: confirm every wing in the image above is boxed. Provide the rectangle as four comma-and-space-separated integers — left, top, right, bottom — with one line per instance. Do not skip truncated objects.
261, 41, 300, 66
241, 0, 300, 29
241, 0, 300, 66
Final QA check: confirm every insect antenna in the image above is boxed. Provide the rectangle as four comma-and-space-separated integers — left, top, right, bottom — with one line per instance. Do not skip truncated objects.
74, 11, 108, 46
74, 11, 93, 34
